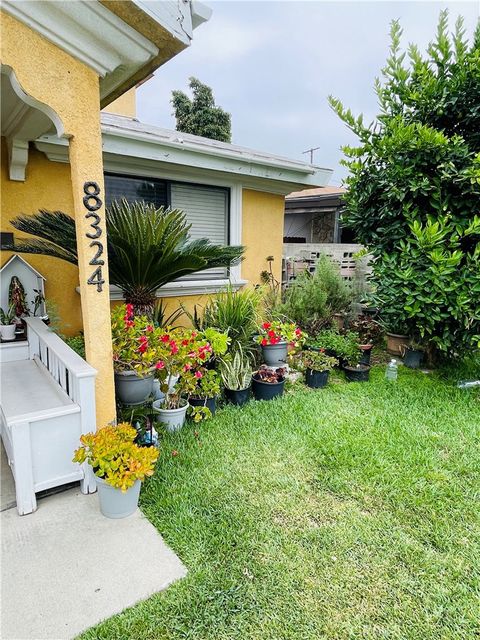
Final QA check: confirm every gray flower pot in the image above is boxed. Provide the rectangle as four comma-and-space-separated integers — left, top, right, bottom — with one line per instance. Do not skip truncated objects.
96, 477, 141, 519
152, 400, 189, 433
114, 369, 154, 405
261, 341, 288, 366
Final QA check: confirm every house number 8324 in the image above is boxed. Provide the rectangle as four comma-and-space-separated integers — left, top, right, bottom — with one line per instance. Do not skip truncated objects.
83, 181, 105, 292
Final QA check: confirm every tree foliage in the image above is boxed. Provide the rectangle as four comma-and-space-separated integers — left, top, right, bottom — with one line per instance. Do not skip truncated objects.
330, 11, 480, 354
171, 77, 232, 143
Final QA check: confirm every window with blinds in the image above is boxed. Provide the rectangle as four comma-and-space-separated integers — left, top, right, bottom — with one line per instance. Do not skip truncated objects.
170, 183, 229, 280
104, 173, 230, 281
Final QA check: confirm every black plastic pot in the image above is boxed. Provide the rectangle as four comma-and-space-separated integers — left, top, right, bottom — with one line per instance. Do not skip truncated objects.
251, 376, 285, 401
189, 396, 216, 415
403, 347, 423, 369
343, 364, 371, 382
359, 345, 373, 365
305, 369, 329, 389
224, 387, 251, 406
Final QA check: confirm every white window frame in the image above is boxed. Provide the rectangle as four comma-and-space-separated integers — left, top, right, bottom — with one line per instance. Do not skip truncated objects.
103, 162, 246, 299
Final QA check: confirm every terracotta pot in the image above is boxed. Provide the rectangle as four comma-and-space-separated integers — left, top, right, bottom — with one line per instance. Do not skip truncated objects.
386, 332, 408, 356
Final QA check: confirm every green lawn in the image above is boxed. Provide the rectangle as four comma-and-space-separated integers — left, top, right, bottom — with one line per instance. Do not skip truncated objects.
81, 365, 480, 640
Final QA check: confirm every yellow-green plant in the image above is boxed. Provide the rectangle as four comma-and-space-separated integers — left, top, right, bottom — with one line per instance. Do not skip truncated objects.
73, 423, 158, 492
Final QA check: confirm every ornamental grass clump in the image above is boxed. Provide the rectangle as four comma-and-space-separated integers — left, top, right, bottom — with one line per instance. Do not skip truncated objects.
73, 423, 158, 492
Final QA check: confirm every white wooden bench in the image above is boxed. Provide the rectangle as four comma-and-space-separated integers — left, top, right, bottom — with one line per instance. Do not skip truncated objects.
0, 318, 97, 515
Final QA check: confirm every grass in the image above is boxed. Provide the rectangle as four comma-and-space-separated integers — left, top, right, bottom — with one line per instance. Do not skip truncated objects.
80, 364, 480, 640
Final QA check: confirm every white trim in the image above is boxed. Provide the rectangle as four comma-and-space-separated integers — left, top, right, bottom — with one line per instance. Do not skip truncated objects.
35, 115, 333, 195
0, 254, 46, 280
229, 185, 243, 284
7, 139, 29, 182
1, 0, 158, 102
75, 279, 248, 300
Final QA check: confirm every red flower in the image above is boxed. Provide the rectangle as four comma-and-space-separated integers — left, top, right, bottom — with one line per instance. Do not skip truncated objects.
262, 322, 271, 330
182, 339, 189, 346
125, 320, 134, 328
269, 337, 277, 345
138, 343, 147, 354
170, 344, 179, 355
146, 325, 154, 332
155, 361, 165, 370
161, 335, 170, 343
295, 328, 302, 336
261, 338, 268, 346
268, 330, 276, 339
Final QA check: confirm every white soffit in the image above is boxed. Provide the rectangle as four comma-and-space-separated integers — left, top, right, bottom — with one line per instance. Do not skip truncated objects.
1, 0, 159, 102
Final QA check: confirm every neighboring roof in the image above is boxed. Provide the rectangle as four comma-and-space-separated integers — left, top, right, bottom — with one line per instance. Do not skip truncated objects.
1, 0, 210, 107
286, 186, 346, 199
285, 186, 346, 215
36, 114, 333, 195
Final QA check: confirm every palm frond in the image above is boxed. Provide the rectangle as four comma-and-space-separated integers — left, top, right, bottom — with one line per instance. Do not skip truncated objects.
9, 210, 78, 264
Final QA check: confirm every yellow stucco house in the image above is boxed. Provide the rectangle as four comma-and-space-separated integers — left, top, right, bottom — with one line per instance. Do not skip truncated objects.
1, 0, 331, 435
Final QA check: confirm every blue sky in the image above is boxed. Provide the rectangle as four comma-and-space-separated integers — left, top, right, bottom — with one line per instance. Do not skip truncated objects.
137, 1, 479, 186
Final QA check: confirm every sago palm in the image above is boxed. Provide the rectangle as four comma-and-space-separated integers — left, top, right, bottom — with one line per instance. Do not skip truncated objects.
10, 200, 244, 315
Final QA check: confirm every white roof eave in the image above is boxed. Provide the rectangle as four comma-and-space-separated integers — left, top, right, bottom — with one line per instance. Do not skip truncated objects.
35, 116, 333, 193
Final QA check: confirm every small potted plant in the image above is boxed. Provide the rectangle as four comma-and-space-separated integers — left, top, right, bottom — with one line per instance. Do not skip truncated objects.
252, 365, 286, 401
220, 346, 252, 406
111, 304, 160, 405
301, 350, 338, 389
0, 304, 17, 342
188, 368, 221, 420
256, 321, 304, 366
73, 423, 158, 519
400, 339, 424, 369
152, 328, 217, 431
342, 342, 371, 382
348, 315, 383, 365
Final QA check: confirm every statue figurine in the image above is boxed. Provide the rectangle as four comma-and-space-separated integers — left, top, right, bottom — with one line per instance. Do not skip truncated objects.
8, 276, 29, 319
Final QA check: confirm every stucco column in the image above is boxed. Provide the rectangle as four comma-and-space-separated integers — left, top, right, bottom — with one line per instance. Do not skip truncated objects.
69, 130, 116, 427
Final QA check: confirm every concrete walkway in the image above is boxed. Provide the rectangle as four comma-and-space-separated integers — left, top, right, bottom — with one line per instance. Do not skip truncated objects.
1, 485, 186, 640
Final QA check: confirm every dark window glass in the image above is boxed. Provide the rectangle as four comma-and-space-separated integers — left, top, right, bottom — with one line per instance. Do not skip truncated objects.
104, 173, 168, 208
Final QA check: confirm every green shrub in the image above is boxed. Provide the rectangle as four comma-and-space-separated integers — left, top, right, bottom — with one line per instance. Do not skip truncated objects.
280, 255, 352, 333
330, 12, 480, 355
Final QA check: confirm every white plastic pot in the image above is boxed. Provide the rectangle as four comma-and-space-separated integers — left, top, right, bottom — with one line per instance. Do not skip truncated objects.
0, 324, 16, 341
152, 399, 189, 433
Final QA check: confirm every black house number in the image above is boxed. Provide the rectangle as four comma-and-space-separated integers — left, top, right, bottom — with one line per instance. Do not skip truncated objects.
83, 181, 105, 292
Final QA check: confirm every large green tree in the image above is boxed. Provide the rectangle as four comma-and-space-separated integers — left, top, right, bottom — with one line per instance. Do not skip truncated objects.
171, 77, 232, 143
330, 12, 480, 356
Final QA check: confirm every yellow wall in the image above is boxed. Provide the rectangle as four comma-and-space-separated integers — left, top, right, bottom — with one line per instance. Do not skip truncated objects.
1, 138, 83, 335
1, 11, 116, 426
241, 189, 285, 286
102, 88, 136, 118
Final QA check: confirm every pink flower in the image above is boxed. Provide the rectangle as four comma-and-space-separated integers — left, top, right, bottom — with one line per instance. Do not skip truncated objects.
155, 361, 165, 370
146, 325, 154, 332
161, 335, 170, 343
194, 371, 203, 379
183, 364, 192, 372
